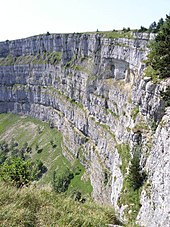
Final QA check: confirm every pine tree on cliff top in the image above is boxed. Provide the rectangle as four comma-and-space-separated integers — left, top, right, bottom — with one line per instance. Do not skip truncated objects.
147, 15, 170, 79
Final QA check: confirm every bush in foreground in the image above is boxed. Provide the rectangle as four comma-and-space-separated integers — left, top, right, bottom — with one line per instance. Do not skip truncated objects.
0, 156, 47, 188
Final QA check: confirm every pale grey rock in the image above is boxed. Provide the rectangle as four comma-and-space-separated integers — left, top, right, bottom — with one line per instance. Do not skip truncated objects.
111, 150, 123, 213
145, 81, 156, 93
137, 107, 170, 227
0, 32, 169, 226
143, 76, 151, 82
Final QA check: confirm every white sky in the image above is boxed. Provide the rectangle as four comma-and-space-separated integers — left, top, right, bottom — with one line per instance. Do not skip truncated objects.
0, 0, 170, 41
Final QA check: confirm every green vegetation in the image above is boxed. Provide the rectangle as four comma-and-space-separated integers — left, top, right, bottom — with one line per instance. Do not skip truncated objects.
122, 27, 131, 32
0, 54, 14, 65
103, 170, 111, 186
138, 26, 148, 32
69, 98, 84, 109
52, 168, 74, 193
143, 65, 159, 83
0, 155, 46, 188
52, 159, 92, 196
0, 114, 119, 226
98, 30, 134, 39
0, 114, 119, 225
96, 122, 116, 140
106, 108, 119, 119
131, 106, 139, 121
46, 51, 62, 65
148, 117, 158, 132
64, 55, 92, 74
117, 143, 146, 225
0, 113, 92, 196
118, 176, 141, 225
46, 31, 50, 36
0, 181, 120, 227
128, 146, 146, 190
116, 143, 130, 176
0, 51, 62, 66
48, 86, 84, 110
67, 160, 92, 195
0, 136, 47, 189
138, 17, 164, 33
146, 15, 170, 80
72, 64, 86, 71
148, 18, 164, 33
132, 120, 149, 133
64, 56, 75, 68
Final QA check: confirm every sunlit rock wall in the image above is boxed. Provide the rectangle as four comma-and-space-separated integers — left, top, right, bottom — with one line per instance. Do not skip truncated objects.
0, 32, 169, 226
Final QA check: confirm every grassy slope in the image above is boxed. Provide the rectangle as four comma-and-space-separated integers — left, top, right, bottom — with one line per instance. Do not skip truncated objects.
0, 113, 92, 195
0, 182, 120, 227
0, 114, 122, 226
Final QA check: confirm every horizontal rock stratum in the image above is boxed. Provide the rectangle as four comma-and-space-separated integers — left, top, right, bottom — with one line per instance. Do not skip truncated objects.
0, 32, 169, 226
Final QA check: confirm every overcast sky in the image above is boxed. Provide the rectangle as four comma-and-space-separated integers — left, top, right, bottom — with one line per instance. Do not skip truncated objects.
0, 0, 170, 41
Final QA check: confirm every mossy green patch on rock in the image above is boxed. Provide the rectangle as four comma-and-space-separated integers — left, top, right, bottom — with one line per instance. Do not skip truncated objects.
0, 51, 62, 66
131, 105, 139, 122
116, 143, 131, 176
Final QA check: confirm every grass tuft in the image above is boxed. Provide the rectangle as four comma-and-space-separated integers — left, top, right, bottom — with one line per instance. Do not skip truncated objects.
0, 181, 120, 227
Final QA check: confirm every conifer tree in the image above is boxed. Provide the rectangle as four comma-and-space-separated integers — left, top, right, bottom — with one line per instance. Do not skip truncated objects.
147, 15, 170, 79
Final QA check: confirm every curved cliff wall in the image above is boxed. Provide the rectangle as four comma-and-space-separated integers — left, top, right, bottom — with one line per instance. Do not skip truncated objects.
0, 33, 169, 226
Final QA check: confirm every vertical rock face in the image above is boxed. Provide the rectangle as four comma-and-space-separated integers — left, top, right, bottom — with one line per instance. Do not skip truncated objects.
137, 107, 170, 227
0, 32, 169, 226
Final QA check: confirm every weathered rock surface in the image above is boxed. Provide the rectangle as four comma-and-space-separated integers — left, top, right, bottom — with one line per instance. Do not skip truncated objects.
0, 32, 169, 226
137, 107, 170, 227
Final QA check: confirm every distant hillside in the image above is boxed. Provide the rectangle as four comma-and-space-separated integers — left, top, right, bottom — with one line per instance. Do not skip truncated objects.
0, 113, 92, 195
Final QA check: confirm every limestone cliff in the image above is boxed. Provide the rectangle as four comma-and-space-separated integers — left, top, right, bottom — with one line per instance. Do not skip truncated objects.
0, 32, 169, 226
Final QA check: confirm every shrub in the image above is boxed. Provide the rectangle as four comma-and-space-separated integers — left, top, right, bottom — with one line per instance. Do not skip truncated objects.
0, 157, 38, 187
0, 152, 6, 164
128, 153, 143, 190
70, 189, 82, 201
52, 169, 74, 193
34, 159, 48, 179
123, 27, 130, 32
127, 144, 147, 190
138, 26, 148, 32
0, 140, 47, 187
131, 106, 139, 121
